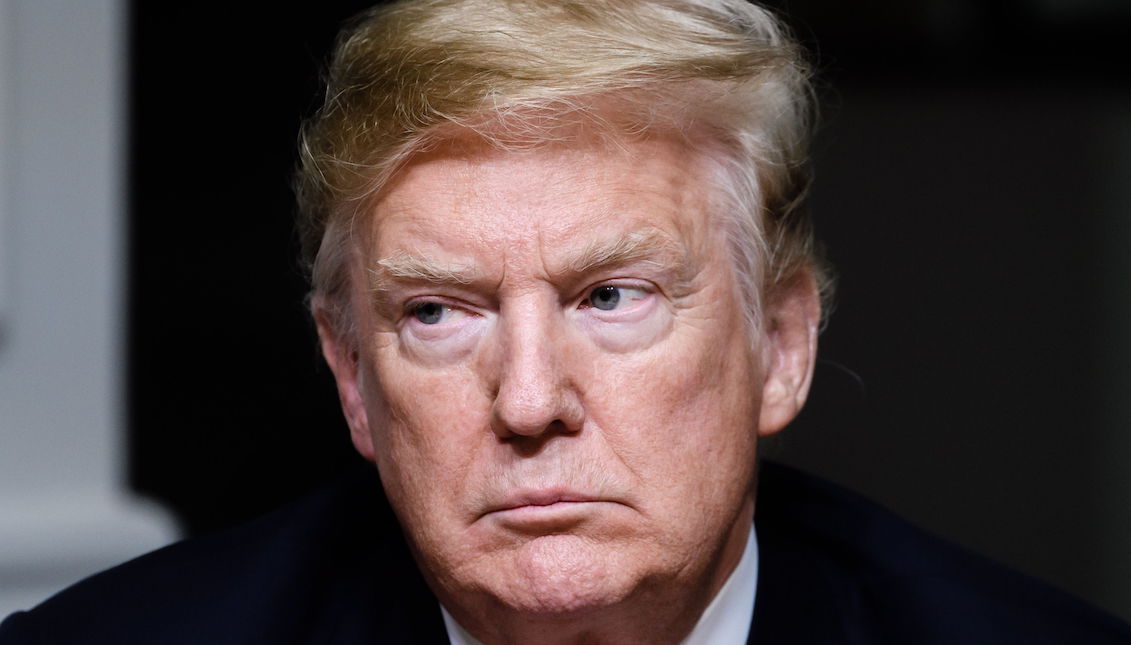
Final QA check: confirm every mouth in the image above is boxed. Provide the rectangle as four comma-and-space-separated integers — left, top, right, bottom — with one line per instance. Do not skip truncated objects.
491, 489, 599, 512
482, 489, 618, 532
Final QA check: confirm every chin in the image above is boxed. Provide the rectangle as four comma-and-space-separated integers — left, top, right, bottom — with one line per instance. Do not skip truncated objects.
488, 534, 640, 616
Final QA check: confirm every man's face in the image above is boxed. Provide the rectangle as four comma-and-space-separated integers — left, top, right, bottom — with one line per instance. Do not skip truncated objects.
320, 135, 814, 625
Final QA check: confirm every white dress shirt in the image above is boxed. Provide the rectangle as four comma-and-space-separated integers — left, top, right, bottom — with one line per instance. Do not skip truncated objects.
442, 527, 759, 644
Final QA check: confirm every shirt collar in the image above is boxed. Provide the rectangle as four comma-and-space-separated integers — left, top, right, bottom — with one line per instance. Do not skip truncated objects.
681, 525, 759, 645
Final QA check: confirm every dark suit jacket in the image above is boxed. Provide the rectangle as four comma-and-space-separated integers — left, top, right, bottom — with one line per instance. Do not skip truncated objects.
2, 462, 1129, 644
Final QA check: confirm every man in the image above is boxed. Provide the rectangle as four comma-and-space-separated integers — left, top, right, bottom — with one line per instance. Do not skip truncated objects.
2, 0, 1129, 643
301, 1, 819, 640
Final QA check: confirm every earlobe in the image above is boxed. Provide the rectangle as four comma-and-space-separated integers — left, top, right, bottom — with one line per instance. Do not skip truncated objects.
757, 270, 820, 437
314, 304, 377, 462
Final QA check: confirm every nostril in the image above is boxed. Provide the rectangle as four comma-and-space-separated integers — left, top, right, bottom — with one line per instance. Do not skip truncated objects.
501, 418, 580, 457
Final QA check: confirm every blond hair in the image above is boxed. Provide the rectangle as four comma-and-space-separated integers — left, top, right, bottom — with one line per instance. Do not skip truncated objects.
296, 0, 829, 339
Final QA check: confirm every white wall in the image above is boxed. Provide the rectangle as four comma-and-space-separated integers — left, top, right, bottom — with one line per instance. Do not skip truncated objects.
0, 0, 178, 615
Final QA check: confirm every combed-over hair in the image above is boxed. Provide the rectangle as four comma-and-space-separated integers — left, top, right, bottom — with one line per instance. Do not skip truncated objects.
296, 0, 829, 340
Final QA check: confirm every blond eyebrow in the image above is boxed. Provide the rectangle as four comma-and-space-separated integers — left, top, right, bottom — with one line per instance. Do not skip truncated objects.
368, 229, 687, 298
560, 229, 686, 276
369, 254, 480, 293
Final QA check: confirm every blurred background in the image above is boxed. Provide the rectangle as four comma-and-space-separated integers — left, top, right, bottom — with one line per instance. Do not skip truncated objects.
1, 0, 1128, 622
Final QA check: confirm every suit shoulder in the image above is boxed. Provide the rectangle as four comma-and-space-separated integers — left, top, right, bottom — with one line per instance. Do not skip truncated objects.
0, 465, 442, 645
754, 461, 1131, 644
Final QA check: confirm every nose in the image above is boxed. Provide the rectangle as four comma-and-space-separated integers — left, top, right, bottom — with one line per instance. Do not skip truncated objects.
490, 305, 584, 439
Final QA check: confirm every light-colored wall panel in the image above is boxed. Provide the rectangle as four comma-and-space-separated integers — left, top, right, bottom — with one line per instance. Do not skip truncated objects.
0, 0, 177, 616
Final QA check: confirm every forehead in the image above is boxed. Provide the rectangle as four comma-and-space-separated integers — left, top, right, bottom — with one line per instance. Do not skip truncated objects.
366, 136, 722, 271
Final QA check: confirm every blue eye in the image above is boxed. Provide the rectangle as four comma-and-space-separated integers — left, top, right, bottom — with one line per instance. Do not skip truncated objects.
413, 302, 446, 324
590, 285, 621, 311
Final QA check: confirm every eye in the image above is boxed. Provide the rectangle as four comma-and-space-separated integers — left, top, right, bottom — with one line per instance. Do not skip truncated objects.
412, 301, 449, 324
399, 298, 485, 363
575, 282, 668, 351
590, 286, 619, 311
586, 284, 648, 311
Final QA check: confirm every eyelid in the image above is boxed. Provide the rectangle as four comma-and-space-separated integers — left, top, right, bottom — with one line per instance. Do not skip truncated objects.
401, 296, 477, 325
578, 279, 655, 306
576, 285, 656, 326
402, 291, 481, 310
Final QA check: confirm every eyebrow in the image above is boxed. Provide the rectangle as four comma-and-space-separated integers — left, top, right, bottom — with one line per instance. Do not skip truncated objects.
559, 229, 686, 277
369, 254, 481, 293
368, 229, 688, 298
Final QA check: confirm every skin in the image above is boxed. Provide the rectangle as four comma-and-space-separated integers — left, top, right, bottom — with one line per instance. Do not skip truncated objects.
317, 134, 819, 644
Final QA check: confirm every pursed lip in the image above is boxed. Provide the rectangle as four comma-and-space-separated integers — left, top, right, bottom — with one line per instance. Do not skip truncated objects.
481, 488, 615, 520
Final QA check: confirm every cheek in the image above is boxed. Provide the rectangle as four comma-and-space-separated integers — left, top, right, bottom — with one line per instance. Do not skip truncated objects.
365, 349, 488, 509
586, 321, 762, 500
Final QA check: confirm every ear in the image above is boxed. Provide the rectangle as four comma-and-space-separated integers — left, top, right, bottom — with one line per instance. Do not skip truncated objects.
757, 269, 821, 437
314, 301, 377, 463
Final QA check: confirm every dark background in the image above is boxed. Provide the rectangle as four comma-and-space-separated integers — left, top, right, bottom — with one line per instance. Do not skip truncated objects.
128, 0, 1131, 621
